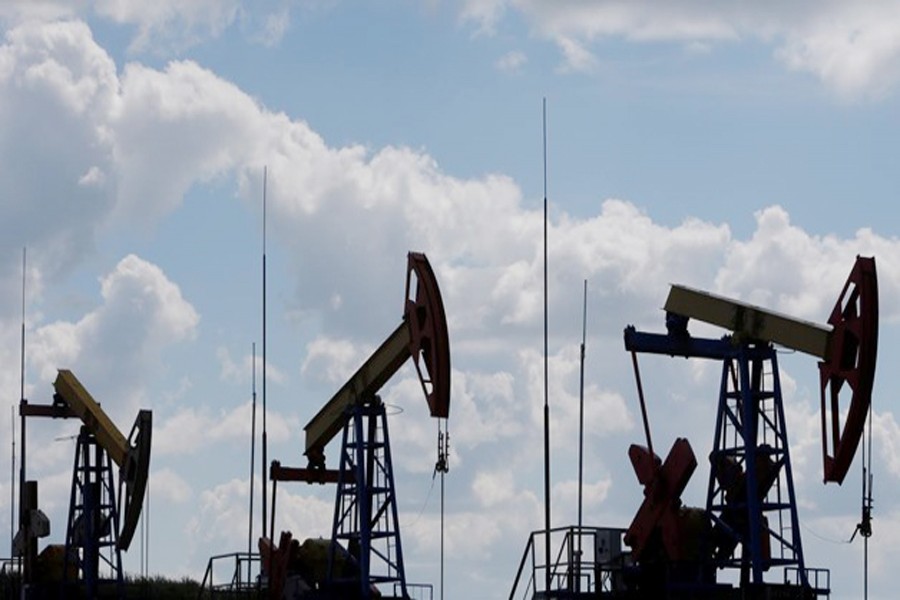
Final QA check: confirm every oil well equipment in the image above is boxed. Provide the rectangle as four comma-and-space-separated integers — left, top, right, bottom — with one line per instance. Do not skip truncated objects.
14, 369, 152, 599
510, 256, 877, 599
259, 251, 451, 600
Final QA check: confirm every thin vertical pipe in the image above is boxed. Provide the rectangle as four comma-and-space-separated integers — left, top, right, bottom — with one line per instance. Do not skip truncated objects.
9, 404, 14, 556
864, 400, 873, 600
146, 471, 150, 577
140, 494, 144, 578
436, 423, 449, 600
249, 343, 257, 555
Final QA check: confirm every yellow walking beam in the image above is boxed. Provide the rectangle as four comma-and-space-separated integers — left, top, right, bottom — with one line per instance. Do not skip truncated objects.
665, 284, 832, 359
304, 321, 411, 466
53, 369, 129, 468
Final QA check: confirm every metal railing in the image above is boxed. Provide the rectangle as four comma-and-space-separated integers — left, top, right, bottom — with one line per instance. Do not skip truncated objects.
509, 525, 628, 600
785, 566, 831, 598
395, 581, 434, 600
1, 556, 23, 599
197, 552, 262, 599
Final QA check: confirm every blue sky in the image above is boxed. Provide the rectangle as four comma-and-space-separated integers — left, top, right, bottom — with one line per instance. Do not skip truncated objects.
1, 2, 900, 599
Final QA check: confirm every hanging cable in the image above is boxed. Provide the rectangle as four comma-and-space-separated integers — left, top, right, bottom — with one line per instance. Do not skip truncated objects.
408, 473, 437, 527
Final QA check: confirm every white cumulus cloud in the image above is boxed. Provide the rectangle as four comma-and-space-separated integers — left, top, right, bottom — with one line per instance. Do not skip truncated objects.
461, 0, 900, 97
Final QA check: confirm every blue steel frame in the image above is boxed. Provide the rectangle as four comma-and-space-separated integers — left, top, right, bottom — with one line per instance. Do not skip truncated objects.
705, 343, 806, 586
63, 427, 124, 598
624, 323, 808, 588
328, 397, 408, 599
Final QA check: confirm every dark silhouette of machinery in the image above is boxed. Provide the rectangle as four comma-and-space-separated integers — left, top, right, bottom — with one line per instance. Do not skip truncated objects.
15, 369, 152, 599
261, 251, 451, 600
510, 256, 877, 599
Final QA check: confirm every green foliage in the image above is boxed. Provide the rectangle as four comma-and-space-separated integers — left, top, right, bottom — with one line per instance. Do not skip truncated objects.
124, 575, 202, 599
0, 570, 263, 599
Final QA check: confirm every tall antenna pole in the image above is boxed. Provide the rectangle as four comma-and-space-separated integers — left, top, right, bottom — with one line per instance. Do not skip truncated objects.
542, 97, 552, 595
17, 247, 26, 559
249, 343, 257, 555
20, 247, 25, 407
577, 280, 586, 529
576, 279, 587, 591
9, 404, 13, 556
261, 167, 269, 543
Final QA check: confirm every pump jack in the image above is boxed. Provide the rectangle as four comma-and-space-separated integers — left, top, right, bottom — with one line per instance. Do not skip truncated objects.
262, 252, 451, 600
625, 256, 876, 597
16, 369, 152, 598
510, 256, 878, 599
